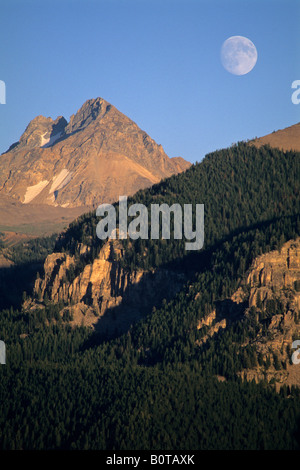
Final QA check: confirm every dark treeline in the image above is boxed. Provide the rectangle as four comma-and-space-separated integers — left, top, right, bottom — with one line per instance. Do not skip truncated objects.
1, 362, 300, 450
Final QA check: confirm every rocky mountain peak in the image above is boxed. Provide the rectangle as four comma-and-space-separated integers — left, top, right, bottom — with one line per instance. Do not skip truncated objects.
0, 96, 191, 229
17, 115, 67, 149
64, 97, 112, 134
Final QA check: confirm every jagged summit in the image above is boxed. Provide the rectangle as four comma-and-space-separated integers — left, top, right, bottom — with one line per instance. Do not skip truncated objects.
64, 97, 112, 134
17, 115, 68, 149
0, 97, 191, 233
10, 97, 111, 151
8, 98, 111, 152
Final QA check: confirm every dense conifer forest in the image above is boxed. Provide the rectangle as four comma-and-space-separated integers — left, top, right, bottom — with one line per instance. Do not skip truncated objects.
0, 142, 300, 450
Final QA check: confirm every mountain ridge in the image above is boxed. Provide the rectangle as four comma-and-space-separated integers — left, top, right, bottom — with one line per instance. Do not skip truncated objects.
0, 97, 190, 235
251, 121, 300, 152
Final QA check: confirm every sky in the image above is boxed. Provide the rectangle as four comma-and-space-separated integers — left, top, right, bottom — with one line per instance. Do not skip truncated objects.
0, 0, 299, 164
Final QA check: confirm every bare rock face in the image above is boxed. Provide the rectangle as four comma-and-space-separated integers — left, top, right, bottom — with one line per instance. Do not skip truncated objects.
32, 238, 186, 334
240, 239, 300, 387
195, 238, 300, 387
16, 115, 67, 150
0, 97, 191, 213
247, 238, 300, 311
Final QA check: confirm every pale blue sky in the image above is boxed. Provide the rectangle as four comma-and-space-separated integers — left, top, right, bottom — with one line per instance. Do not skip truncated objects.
0, 0, 299, 163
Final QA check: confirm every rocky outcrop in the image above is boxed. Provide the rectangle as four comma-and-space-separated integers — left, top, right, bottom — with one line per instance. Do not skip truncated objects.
236, 239, 300, 386
196, 310, 226, 346
32, 239, 186, 334
247, 238, 300, 311
195, 238, 300, 387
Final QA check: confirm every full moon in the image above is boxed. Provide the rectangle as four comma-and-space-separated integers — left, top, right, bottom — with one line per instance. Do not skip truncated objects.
221, 36, 257, 76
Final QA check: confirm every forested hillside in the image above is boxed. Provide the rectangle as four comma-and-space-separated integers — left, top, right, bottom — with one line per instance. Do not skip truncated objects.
55, 142, 299, 271
0, 142, 300, 450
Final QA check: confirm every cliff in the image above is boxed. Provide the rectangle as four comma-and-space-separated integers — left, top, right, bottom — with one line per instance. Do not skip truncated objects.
196, 238, 300, 387
32, 238, 186, 335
